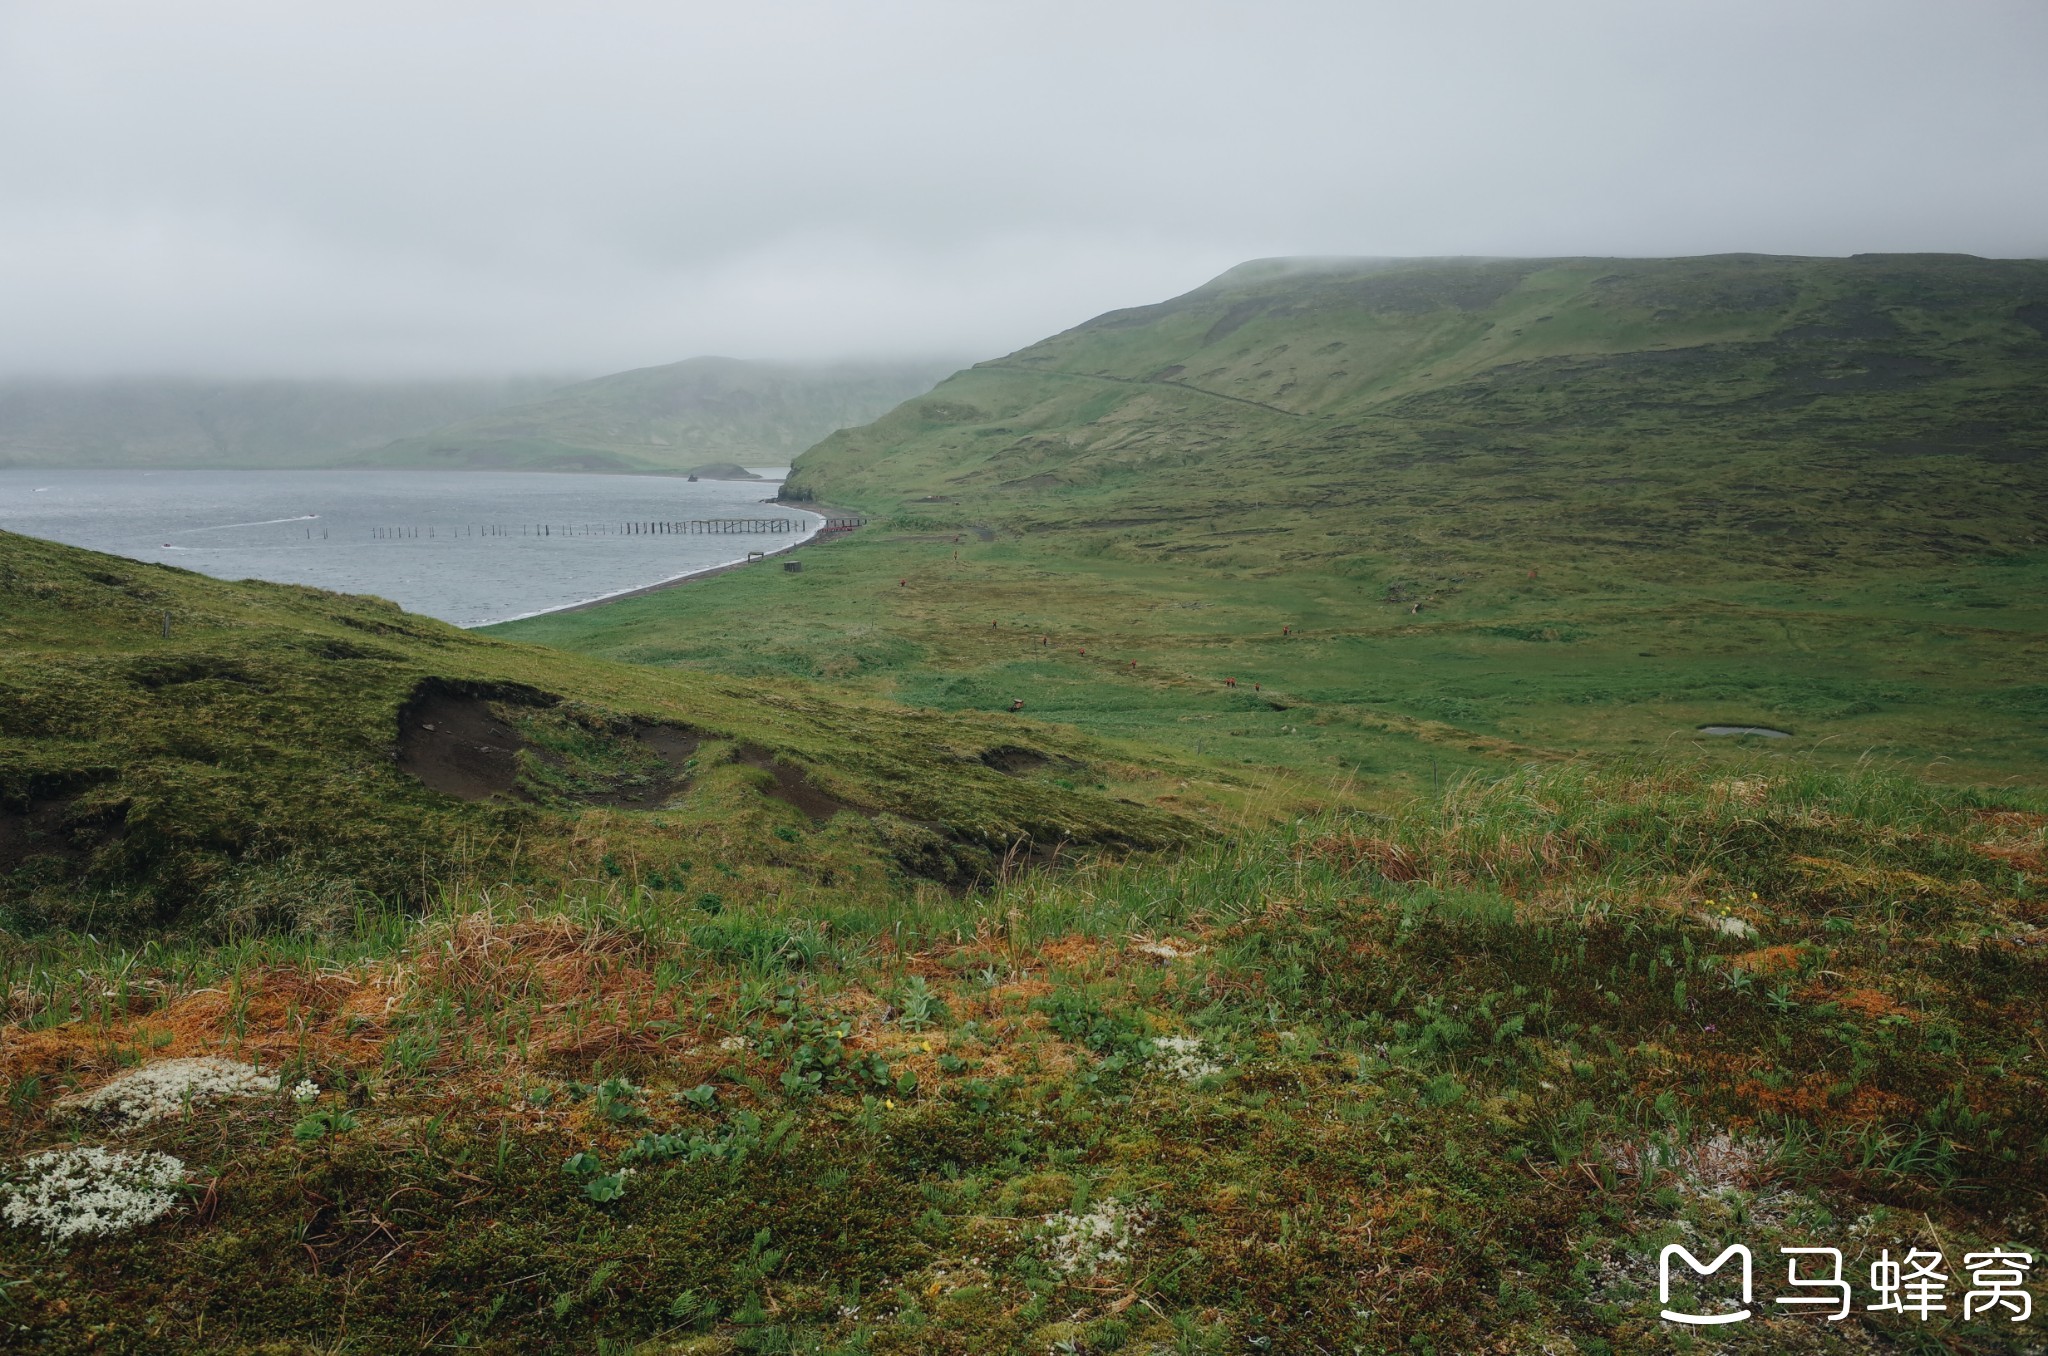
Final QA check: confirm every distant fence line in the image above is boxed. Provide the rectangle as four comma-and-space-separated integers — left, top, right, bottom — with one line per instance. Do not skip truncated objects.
366, 516, 865, 541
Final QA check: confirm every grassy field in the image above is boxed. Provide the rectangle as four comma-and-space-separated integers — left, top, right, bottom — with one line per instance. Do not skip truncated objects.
1, 761, 2042, 1352
495, 255, 2048, 790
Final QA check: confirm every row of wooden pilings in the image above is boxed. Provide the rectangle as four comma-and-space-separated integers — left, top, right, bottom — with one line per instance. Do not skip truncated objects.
368, 518, 833, 540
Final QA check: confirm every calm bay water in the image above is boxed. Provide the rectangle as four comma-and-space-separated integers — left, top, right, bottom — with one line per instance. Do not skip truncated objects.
0, 468, 820, 627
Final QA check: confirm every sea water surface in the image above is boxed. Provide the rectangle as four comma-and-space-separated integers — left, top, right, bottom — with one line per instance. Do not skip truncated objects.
0, 469, 820, 627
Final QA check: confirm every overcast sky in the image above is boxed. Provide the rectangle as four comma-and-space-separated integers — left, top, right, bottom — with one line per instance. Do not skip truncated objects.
2, 0, 2044, 378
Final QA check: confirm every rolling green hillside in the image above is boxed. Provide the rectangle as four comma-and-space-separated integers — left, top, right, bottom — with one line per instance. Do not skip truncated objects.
368, 356, 956, 473
789, 253, 2048, 553
0, 529, 1191, 938
503, 255, 2048, 786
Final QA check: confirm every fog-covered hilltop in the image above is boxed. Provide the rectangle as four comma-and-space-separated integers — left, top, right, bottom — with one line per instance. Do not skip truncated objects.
0, 357, 958, 474
367, 357, 959, 473
0, 375, 562, 470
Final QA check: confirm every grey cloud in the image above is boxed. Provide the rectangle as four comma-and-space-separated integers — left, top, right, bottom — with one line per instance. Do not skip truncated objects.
1, 0, 2043, 377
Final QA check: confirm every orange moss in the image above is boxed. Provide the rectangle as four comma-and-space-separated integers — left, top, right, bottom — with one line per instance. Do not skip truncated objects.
1833, 987, 1916, 1020
1726, 945, 1805, 974
1724, 1070, 1917, 1123
0, 969, 384, 1089
1035, 935, 1109, 970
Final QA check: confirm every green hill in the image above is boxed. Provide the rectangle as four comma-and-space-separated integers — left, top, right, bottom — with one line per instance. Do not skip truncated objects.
368, 356, 957, 473
788, 253, 2048, 551
0, 529, 1189, 937
502, 255, 2048, 785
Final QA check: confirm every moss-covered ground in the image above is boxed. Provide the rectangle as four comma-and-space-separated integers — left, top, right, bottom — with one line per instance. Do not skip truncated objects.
2, 761, 2043, 1352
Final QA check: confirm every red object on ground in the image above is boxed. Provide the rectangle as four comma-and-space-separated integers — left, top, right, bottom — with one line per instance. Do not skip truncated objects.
900, 579, 907, 587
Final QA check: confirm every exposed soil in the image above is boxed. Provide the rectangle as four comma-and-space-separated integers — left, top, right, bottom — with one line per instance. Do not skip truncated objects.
595, 725, 702, 807
396, 682, 537, 802
396, 680, 700, 808
735, 746, 863, 821
980, 746, 1050, 775
0, 791, 126, 872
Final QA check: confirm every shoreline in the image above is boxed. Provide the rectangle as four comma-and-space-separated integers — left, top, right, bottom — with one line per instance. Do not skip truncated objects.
475, 504, 833, 625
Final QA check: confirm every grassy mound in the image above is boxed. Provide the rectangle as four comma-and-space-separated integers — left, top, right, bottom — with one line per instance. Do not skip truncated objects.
0, 530, 1192, 936
1, 761, 2040, 1351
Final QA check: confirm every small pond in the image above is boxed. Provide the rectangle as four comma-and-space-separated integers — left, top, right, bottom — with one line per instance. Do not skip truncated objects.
1697, 725, 1791, 738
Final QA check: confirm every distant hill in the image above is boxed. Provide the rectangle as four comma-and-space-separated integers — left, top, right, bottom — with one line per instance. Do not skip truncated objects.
0, 376, 563, 469
367, 357, 958, 473
788, 254, 2048, 574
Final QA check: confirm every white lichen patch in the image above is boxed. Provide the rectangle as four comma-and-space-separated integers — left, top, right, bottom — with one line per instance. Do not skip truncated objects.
2, 1147, 186, 1243
1131, 938, 1200, 961
1037, 1198, 1145, 1277
1148, 1034, 1222, 1081
54, 1056, 279, 1129
1692, 910, 1759, 941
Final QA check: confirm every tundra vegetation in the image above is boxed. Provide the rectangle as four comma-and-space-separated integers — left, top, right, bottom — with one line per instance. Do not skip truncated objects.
2, 254, 2045, 1351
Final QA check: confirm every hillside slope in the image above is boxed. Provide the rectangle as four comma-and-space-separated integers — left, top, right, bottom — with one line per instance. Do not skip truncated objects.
788, 254, 2048, 572
370, 356, 956, 473
507, 256, 2048, 786
0, 530, 1191, 936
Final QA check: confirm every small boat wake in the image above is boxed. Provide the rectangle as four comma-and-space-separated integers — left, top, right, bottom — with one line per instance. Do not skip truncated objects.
177, 514, 321, 533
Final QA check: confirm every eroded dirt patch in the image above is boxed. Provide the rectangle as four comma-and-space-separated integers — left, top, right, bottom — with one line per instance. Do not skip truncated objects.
736, 746, 862, 821
980, 745, 1050, 775
396, 682, 538, 802
396, 681, 702, 808
579, 725, 701, 808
